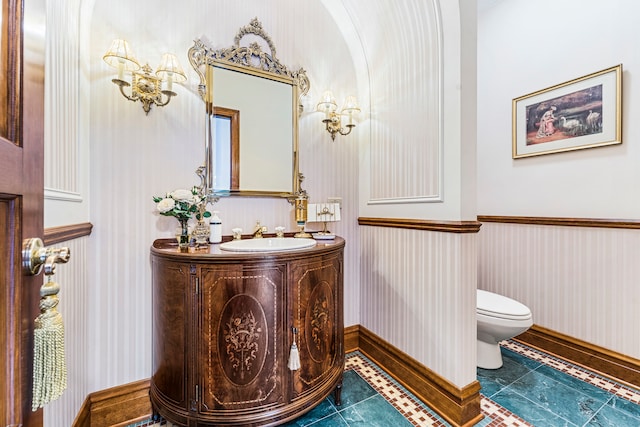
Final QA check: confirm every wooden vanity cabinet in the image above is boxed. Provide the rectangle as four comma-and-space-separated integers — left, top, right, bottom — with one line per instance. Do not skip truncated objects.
150, 238, 344, 427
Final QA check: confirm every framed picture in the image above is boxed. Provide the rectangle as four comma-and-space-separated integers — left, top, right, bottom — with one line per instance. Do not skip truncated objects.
512, 64, 622, 159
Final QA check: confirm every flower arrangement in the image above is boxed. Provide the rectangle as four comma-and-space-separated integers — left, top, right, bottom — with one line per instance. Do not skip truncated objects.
153, 187, 211, 222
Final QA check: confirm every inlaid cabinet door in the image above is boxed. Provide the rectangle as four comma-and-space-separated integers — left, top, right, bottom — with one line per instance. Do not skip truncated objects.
151, 259, 190, 410
289, 254, 344, 399
198, 263, 287, 412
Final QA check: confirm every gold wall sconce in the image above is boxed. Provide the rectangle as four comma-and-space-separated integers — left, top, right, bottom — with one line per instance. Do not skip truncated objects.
316, 91, 360, 140
103, 39, 187, 115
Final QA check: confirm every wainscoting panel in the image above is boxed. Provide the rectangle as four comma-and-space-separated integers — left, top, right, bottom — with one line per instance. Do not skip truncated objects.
355, 0, 477, 224
44, 0, 80, 194
360, 226, 478, 388
478, 221, 640, 360
42, 236, 91, 427
347, 0, 442, 203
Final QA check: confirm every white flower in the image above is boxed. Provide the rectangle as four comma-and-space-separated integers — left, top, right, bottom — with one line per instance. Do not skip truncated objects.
153, 186, 210, 223
157, 197, 176, 213
171, 189, 194, 202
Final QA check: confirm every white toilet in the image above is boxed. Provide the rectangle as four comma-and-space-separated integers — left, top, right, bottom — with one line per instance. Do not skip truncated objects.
476, 289, 533, 369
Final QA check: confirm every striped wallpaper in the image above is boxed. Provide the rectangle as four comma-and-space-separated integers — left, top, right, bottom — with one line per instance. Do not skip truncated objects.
41, 237, 90, 427
42, 1, 482, 425
478, 221, 640, 360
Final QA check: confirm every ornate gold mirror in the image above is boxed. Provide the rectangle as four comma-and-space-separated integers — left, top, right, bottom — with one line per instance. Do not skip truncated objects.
188, 18, 310, 201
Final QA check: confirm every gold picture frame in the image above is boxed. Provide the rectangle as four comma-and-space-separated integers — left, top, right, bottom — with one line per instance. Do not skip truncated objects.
512, 64, 622, 159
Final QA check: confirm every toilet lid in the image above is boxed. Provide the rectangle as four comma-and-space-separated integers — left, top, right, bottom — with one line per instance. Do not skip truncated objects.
477, 289, 531, 320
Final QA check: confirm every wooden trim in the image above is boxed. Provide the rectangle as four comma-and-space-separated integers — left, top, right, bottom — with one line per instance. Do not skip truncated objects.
72, 396, 91, 427
515, 325, 640, 389
358, 217, 482, 233
358, 326, 482, 427
72, 379, 152, 427
344, 324, 360, 353
44, 222, 93, 245
478, 215, 640, 230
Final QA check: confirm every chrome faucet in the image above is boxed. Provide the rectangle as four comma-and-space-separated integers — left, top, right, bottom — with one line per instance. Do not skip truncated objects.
252, 221, 267, 238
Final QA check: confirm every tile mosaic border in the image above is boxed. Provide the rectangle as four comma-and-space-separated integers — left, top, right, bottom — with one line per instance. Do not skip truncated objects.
131, 350, 530, 427
132, 351, 452, 427
505, 339, 640, 406
478, 397, 532, 427
345, 351, 449, 426
137, 341, 640, 427
126, 419, 170, 427
347, 351, 533, 427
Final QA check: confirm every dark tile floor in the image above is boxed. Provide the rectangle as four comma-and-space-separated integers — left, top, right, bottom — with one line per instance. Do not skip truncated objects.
476, 340, 640, 426
133, 341, 640, 426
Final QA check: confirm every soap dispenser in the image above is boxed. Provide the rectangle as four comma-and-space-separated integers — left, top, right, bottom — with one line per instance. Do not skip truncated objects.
210, 211, 222, 243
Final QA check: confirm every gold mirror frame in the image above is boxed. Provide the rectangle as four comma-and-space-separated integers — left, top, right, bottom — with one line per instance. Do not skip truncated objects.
188, 18, 310, 202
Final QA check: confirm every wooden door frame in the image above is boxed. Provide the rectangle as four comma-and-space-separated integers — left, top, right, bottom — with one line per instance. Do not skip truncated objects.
1, 0, 46, 424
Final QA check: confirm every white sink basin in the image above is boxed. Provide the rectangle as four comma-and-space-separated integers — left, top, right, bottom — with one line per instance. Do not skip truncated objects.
219, 237, 316, 252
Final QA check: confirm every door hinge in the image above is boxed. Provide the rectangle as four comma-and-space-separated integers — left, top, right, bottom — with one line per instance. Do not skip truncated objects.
195, 277, 199, 294
195, 385, 199, 402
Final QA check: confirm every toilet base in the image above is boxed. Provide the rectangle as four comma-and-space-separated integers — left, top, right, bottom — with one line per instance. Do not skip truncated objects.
477, 340, 503, 369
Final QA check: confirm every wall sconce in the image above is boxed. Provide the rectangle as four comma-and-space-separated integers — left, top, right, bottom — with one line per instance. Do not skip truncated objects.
103, 39, 187, 115
316, 91, 360, 140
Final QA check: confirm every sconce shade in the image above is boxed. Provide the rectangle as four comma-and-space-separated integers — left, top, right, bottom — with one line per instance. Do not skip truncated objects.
103, 39, 140, 71
316, 90, 359, 139
316, 90, 338, 114
104, 40, 185, 115
341, 95, 360, 127
340, 95, 360, 115
156, 53, 187, 83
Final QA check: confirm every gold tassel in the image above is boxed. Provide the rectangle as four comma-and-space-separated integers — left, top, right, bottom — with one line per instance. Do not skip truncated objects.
32, 278, 67, 411
288, 327, 301, 371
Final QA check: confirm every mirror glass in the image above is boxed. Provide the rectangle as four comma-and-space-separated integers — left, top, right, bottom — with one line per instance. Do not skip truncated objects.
210, 65, 294, 194
188, 18, 309, 200
212, 107, 239, 191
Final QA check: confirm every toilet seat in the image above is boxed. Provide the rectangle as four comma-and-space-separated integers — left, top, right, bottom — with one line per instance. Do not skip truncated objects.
477, 289, 531, 321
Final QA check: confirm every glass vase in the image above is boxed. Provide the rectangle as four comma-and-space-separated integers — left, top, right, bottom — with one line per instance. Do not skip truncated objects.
176, 219, 190, 252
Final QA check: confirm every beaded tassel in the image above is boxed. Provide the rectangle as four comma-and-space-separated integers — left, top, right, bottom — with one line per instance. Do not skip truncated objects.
32, 278, 67, 411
